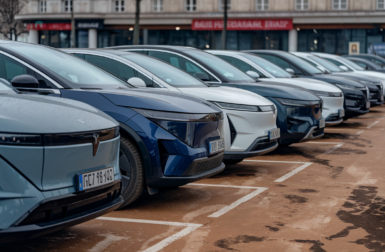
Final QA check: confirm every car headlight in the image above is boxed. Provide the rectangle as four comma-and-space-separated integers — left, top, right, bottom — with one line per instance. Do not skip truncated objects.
132, 108, 223, 147
275, 98, 321, 107
0, 133, 42, 145
308, 90, 343, 97
335, 84, 361, 90
211, 101, 275, 112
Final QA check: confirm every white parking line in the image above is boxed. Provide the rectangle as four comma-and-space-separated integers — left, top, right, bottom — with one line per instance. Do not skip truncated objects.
367, 121, 379, 129
274, 162, 313, 183
97, 217, 202, 252
189, 183, 262, 189
243, 160, 307, 164
356, 130, 364, 135
207, 187, 268, 218
306, 141, 342, 144
303, 141, 345, 154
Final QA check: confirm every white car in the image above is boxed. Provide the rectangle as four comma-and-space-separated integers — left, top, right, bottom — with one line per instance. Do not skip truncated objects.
207, 50, 345, 126
312, 52, 385, 96
62, 49, 279, 164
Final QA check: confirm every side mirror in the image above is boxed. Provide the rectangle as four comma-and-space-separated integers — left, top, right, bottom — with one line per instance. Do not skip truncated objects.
195, 72, 210, 81
246, 71, 260, 79
339, 65, 349, 71
11, 74, 39, 88
286, 68, 295, 75
127, 77, 146, 88
316, 65, 328, 73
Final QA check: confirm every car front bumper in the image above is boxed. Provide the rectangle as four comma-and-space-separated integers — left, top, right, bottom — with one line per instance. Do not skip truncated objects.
0, 181, 123, 244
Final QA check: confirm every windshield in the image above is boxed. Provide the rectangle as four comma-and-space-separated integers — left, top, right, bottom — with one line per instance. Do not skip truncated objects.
241, 53, 292, 78
5, 44, 128, 88
338, 57, 366, 71
123, 54, 207, 87
307, 55, 342, 72
184, 50, 256, 82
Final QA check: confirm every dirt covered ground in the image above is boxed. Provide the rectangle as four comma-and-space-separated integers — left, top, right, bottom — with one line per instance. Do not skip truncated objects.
5, 106, 385, 252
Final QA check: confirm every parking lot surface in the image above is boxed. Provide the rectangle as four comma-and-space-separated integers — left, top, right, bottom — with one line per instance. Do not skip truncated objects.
5, 106, 385, 252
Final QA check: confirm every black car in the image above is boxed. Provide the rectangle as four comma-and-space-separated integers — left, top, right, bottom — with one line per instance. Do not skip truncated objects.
243, 50, 370, 119
344, 57, 385, 73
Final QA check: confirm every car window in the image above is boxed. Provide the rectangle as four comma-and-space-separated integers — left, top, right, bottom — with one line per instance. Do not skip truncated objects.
84, 54, 154, 87
84, 55, 136, 81
354, 62, 368, 69
307, 55, 342, 72
4, 44, 127, 89
257, 54, 303, 75
216, 55, 267, 78
0, 53, 28, 82
121, 53, 208, 87
322, 58, 352, 71
147, 51, 218, 82
184, 50, 256, 82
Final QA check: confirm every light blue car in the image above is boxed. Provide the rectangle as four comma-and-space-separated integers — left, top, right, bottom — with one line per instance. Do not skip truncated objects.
0, 80, 123, 243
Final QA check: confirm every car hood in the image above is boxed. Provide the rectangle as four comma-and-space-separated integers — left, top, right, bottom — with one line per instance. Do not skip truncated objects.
98, 88, 222, 113
311, 75, 365, 88
228, 81, 321, 100
0, 94, 118, 134
331, 72, 383, 84
177, 86, 274, 106
261, 78, 341, 92
348, 71, 385, 81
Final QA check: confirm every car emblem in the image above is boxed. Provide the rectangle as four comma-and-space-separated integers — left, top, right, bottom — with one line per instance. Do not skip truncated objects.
92, 133, 100, 156
77, 119, 85, 124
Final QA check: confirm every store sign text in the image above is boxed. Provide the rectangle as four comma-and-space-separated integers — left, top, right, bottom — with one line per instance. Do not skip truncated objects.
27, 22, 71, 31
192, 19, 293, 31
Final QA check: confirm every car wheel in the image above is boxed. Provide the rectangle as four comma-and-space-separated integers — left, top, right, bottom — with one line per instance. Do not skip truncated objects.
224, 159, 244, 165
118, 135, 144, 209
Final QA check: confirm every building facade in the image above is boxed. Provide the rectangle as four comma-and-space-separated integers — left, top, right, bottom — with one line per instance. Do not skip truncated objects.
15, 0, 385, 54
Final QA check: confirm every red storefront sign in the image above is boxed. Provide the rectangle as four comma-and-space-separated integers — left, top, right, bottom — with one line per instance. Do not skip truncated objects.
192, 19, 293, 31
27, 23, 71, 31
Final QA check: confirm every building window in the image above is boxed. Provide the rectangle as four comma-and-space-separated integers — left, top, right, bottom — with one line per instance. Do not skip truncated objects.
39, 1, 47, 13
378, 0, 385, 9
115, 0, 125, 12
256, 0, 269, 10
64, 0, 72, 13
332, 0, 347, 10
153, 0, 163, 12
185, 0, 197, 11
219, 0, 231, 11
295, 0, 309, 10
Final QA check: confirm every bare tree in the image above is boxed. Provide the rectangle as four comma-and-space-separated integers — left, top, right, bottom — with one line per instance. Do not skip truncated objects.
133, 0, 141, 45
0, 0, 26, 40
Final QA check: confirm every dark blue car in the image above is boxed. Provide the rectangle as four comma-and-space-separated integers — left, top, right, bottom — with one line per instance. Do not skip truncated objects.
0, 41, 225, 208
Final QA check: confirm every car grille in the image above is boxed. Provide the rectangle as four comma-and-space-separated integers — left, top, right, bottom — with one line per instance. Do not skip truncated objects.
18, 181, 121, 227
182, 152, 224, 176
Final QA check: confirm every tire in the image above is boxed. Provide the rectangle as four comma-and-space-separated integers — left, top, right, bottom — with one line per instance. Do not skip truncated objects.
118, 135, 144, 209
224, 159, 244, 165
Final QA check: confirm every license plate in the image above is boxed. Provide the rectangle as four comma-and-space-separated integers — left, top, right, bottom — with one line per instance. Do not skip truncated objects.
366, 101, 371, 109
381, 95, 384, 101
78, 167, 114, 191
339, 109, 345, 118
268, 128, 280, 140
209, 139, 225, 154
319, 118, 325, 128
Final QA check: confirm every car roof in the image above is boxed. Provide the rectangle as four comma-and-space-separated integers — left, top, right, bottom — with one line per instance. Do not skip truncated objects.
107, 45, 197, 52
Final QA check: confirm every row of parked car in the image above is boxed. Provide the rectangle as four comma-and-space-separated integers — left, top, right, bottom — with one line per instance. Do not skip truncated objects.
1, 40, 383, 243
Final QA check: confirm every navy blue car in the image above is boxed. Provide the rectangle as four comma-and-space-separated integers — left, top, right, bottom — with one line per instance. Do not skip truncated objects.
0, 41, 225, 208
